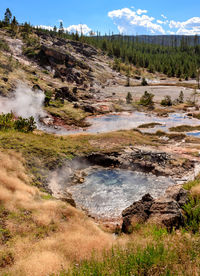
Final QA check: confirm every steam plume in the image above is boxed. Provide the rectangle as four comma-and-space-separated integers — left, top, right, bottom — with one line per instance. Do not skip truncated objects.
0, 83, 46, 123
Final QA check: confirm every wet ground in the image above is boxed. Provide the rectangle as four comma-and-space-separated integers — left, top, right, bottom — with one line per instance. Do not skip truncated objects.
41, 111, 200, 135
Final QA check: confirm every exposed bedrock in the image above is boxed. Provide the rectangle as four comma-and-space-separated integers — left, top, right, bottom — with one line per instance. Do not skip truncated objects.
122, 185, 189, 233
37, 45, 91, 85
84, 148, 195, 179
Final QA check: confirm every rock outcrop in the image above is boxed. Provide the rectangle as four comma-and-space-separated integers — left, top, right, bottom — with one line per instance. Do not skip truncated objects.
37, 45, 90, 85
55, 87, 78, 102
85, 148, 195, 179
122, 194, 154, 233
148, 197, 183, 231
122, 185, 189, 233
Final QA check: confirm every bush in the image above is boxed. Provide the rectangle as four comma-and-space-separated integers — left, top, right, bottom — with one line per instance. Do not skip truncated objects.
161, 95, 172, 106
178, 91, 184, 104
14, 116, 36, 132
0, 113, 36, 132
141, 77, 148, 86
126, 92, 133, 104
44, 90, 52, 106
0, 113, 14, 130
23, 47, 38, 58
0, 39, 10, 52
139, 91, 154, 107
183, 197, 200, 233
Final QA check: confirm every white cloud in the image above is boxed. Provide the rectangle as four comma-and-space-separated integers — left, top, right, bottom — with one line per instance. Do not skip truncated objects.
169, 20, 182, 29
157, 20, 168, 25
136, 9, 148, 15
108, 8, 165, 35
65, 24, 92, 35
167, 30, 175, 35
108, 7, 200, 35
169, 17, 200, 35
161, 14, 167, 19
36, 24, 93, 35
36, 25, 54, 31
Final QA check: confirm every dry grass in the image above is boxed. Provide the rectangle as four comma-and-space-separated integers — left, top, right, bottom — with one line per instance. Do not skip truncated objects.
191, 184, 200, 198
0, 150, 113, 276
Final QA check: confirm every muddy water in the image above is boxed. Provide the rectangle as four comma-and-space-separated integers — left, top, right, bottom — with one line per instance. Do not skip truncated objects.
68, 168, 175, 219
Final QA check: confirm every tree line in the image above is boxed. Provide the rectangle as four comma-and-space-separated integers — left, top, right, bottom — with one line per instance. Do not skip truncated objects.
1, 8, 200, 80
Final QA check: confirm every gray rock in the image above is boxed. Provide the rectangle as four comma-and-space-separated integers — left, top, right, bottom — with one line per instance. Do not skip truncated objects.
121, 185, 188, 233
149, 197, 183, 231
122, 194, 154, 233
164, 185, 189, 207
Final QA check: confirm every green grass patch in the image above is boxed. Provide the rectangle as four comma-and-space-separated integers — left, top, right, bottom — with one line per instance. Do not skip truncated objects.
183, 174, 200, 190
183, 197, 200, 233
63, 243, 177, 276
46, 101, 89, 127
138, 122, 162, 129
169, 125, 200, 132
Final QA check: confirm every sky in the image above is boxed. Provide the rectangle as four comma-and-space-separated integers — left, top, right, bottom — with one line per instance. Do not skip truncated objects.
0, 0, 200, 35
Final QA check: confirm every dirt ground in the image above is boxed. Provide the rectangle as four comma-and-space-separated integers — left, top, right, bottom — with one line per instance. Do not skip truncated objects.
101, 85, 200, 103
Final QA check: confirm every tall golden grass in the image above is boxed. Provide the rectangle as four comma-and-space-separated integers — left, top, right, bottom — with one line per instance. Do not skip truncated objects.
0, 150, 113, 276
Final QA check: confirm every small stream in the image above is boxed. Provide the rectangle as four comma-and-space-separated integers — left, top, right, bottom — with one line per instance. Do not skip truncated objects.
68, 168, 175, 219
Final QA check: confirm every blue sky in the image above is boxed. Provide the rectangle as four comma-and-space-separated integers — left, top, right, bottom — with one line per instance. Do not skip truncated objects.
0, 0, 200, 35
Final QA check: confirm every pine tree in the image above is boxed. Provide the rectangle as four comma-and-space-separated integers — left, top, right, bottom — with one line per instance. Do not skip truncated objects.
126, 92, 133, 104
58, 21, 64, 35
141, 77, 148, 86
178, 91, 184, 103
75, 31, 79, 41
11, 16, 18, 34
4, 8, 12, 26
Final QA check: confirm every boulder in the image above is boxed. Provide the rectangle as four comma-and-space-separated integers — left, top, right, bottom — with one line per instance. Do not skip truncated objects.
39, 116, 54, 126
32, 84, 42, 91
149, 197, 183, 231
60, 191, 76, 207
55, 87, 78, 102
121, 185, 188, 233
122, 194, 154, 233
82, 104, 97, 114
164, 185, 189, 207
39, 45, 66, 66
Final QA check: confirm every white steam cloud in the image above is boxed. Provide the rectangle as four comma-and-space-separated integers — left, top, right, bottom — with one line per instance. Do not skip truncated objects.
0, 83, 46, 123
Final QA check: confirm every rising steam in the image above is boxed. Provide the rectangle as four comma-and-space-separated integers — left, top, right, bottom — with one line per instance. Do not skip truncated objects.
0, 83, 46, 123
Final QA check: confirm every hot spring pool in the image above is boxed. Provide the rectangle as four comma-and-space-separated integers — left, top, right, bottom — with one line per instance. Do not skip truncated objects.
68, 168, 175, 219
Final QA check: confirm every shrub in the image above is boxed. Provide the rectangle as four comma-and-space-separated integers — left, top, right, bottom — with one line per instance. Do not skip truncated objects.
44, 90, 52, 106
139, 91, 154, 107
183, 197, 200, 233
126, 92, 133, 104
0, 113, 14, 130
141, 77, 148, 86
0, 113, 36, 132
14, 116, 36, 132
178, 91, 184, 104
161, 95, 172, 106
0, 39, 10, 52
